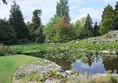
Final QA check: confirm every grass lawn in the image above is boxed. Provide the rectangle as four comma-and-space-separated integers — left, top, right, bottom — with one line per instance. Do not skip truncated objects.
0, 55, 40, 83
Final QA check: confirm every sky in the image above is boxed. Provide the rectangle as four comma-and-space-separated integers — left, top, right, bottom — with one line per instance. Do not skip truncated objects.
0, 0, 118, 24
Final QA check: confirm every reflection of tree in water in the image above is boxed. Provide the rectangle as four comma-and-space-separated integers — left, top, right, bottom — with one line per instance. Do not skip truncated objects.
49, 59, 73, 70
80, 52, 100, 67
102, 55, 118, 73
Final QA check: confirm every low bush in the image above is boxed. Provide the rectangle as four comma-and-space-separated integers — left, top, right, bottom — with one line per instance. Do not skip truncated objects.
0, 44, 14, 56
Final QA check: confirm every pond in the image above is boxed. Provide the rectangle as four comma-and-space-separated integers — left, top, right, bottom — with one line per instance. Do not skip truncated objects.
27, 50, 118, 75
49, 53, 118, 75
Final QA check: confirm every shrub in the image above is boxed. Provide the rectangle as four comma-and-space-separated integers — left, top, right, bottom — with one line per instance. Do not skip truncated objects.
0, 45, 14, 56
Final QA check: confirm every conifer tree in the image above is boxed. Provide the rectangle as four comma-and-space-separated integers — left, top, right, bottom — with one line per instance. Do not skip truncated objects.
112, 2, 118, 30
93, 22, 100, 36
9, 1, 29, 38
32, 9, 41, 30
83, 14, 93, 37
99, 5, 115, 35
55, 0, 70, 22
0, 19, 16, 44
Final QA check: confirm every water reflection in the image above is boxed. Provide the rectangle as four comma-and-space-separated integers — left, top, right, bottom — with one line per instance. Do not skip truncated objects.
33, 50, 118, 74
73, 54, 118, 74
73, 59, 105, 74
103, 56, 118, 74
49, 53, 118, 74
49, 59, 73, 70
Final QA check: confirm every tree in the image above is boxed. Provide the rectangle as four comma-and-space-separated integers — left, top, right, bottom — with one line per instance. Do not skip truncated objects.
112, 2, 118, 30
30, 9, 44, 43
43, 17, 61, 43
1, 0, 7, 4
32, 9, 41, 30
99, 5, 115, 35
9, 1, 29, 38
83, 14, 93, 38
52, 17, 75, 42
0, 19, 16, 44
55, 0, 70, 22
74, 17, 86, 38
93, 22, 100, 36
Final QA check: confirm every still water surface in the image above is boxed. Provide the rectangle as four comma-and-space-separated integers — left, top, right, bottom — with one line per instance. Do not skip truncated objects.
52, 54, 118, 74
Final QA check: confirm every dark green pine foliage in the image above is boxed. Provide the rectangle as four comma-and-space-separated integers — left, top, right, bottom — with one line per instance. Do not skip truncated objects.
55, 0, 70, 22
93, 22, 100, 36
9, 1, 29, 38
99, 5, 115, 35
83, 14, 93, 38
0, 19, 16, 45
31, 9, 44, 43
32, 9, 41, 30
112, 2, 118, 30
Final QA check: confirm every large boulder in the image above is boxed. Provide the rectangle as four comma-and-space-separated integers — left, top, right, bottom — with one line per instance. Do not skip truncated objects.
14, 59, 62, 79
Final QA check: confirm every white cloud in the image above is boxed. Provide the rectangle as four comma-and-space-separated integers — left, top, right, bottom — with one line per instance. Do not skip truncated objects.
71, 7, 102, 23
0, 0, 116, 24
0, 0, 59, 24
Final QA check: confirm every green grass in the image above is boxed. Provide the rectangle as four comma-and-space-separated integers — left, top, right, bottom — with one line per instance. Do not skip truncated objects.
0, 55, 40, 83
10, 42, 118, 53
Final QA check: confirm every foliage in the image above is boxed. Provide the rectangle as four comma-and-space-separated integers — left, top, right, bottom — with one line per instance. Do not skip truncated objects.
43, 17, 61, 43
74, 17, 86, 38
27, 9, 44, 43
52, 17, 75, 42
55, 0, 70, 22
2, 0, 7, 4
34, 25, 45, 43
93, 22, 100, 36
0, 55, 40, 83
20, 69, 63, 83
32, 9, 41, 30
82, 14, 93, 38
10, 41, 118, 54
0, 19, 16, 44
99, 5, 115, 35
0, 45, 13, 56
9, 1, 29, 38
112, 2, 118, 30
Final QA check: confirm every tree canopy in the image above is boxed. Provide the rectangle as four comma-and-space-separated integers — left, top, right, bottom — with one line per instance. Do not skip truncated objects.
2, 0, 7, 4
99, 5, 115, 35
9, 1, 29, 38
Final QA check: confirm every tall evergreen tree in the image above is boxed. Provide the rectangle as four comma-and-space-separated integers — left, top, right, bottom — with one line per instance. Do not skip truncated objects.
83, 14, 93, 37
32, 9, 41, 30
9, 1, 29, 38
30, 9, 44, 43
93, 22, 100, 36
99, 5, 115, 35
55, 0, 70, 22
0, 19, 16, 44
112, 2, 118, 30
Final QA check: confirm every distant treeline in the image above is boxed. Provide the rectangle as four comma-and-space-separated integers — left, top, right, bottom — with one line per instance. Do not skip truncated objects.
0, 0, 118, 44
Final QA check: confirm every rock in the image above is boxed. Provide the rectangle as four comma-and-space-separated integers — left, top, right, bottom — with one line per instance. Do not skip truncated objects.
101, 50, 117, 55
14, 59, 62, 79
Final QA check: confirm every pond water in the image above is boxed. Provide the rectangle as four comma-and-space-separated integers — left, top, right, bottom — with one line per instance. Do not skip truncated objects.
51, 54, 118, 75
28, 50, 118, 75
73, 59, 105, 74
